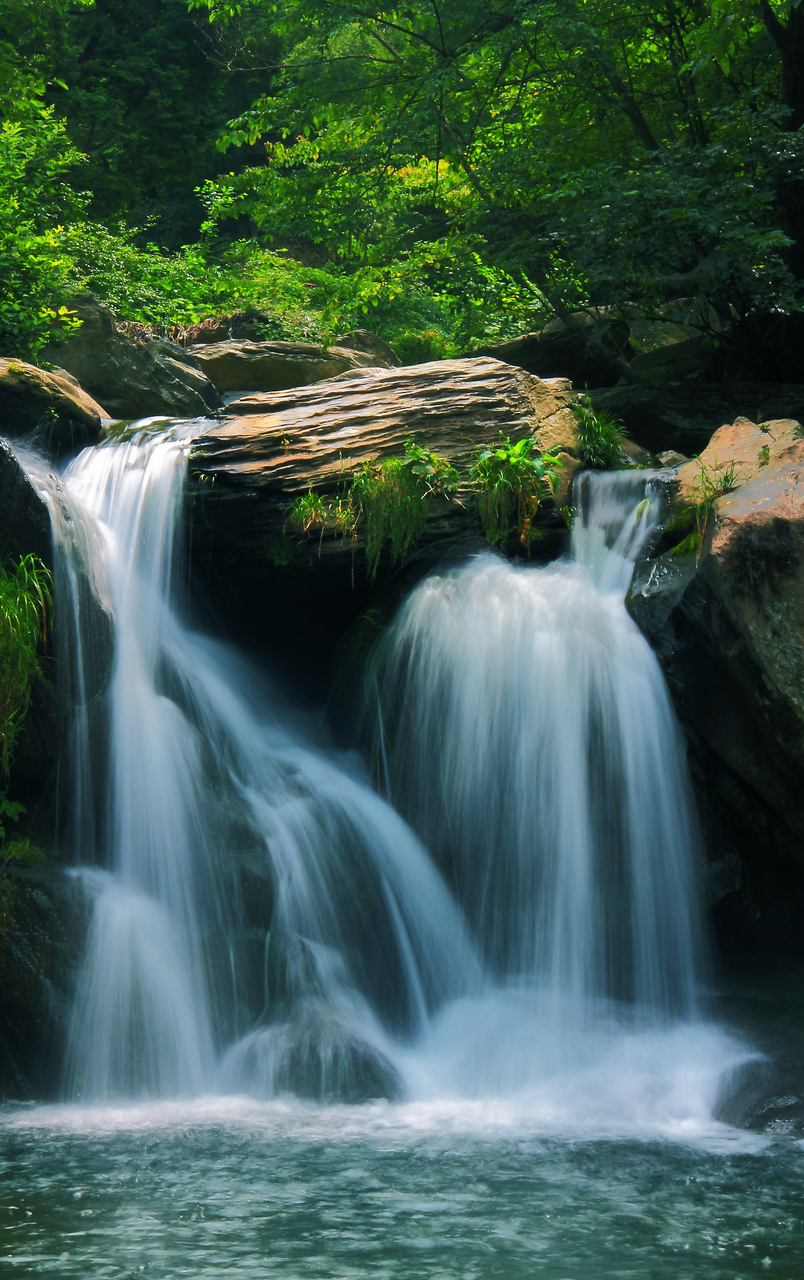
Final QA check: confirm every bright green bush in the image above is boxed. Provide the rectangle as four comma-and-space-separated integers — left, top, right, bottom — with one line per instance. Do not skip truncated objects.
0, 109, 85, 358
572, 399, 628, 469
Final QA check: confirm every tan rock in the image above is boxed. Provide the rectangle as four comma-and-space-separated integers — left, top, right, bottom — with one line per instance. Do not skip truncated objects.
0, 356, 106, 458
199, 358, 579, 490
675, 417, 804, 505
187, 339, 394, 394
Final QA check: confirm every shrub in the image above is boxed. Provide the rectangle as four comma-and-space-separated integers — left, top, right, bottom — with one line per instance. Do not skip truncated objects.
692, 456, 741, 559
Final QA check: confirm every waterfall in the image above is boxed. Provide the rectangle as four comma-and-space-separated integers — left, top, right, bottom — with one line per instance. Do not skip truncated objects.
27, 425, 481, 1102
19, 427, 735, 1122
366, 470, 706, 1023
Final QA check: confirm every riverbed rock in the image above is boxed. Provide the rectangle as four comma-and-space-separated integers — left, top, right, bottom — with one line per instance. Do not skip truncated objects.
631, 415, 804, 953
186, 338, 395, 394
0, 862, 86, 1099
473, 311, 632, 388
0, 358, 105, 460
628, 334, 719, 383
0, 438, 54, 565
333, 329, 402, 367
42, 295, 222, 421
187, 358, 578, 697
589, 383, 804, 458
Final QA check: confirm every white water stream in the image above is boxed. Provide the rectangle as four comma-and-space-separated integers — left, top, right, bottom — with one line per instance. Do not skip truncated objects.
21, 429, 748, 1134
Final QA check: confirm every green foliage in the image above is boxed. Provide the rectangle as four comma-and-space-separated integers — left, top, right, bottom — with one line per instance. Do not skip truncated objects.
284, 438, 459, 578
45, 0, 278, 240
351, 458, 429, 580
0, 108, 86, 358
400, 439, 459, 497
286, 489, 332, 536
470, 435, 562, 550
572, 399, 628, 470
0, 794, 46, 868
3, 0, 804, 367
0, 792, 25, 845
189, 0, 804, 347
0, 553, 52, 777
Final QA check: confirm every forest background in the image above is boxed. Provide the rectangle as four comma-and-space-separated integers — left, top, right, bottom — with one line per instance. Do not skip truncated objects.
2, 0, 804, 368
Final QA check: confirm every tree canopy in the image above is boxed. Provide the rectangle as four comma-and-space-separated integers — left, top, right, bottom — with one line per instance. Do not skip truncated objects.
1, 0, 804, 361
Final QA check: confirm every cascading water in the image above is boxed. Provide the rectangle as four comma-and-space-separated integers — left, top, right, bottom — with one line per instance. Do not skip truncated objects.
365, 470, 708, 1082
17, 427, 745, 1128
4, 435, 795, 1280
27, 424, 481, 1102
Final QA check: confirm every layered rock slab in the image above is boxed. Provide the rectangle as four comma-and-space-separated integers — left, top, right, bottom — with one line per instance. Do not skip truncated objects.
187, 359, 578, 696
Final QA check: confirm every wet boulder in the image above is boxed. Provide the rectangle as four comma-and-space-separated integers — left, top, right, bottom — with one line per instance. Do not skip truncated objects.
186, 337, 395, 394
0, 357, 105, 460
630, 415, 804, 953
41, 294, 222, 421
219, 1003, 404, 1103
628, 334, 719, 383
0, 862, 87, 1099
0, 438, 54, 565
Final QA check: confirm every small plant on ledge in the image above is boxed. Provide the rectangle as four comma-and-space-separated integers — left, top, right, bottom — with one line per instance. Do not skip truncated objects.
692, 456, 741, 561
470, 434, 563, 550
572, 398, 629, 469
283, 439, 459, 580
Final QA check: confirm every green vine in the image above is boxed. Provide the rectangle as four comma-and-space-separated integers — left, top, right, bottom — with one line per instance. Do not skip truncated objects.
0, 553, 52, 779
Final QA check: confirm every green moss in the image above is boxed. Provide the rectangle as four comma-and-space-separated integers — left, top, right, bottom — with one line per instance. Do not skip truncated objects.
669, 530, 700, 558
663, 505, 695, 537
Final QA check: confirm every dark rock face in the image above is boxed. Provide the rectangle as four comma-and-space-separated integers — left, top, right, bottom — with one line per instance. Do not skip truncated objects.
0, 438, 53, 565
474, 312, 632, 388
628, 335, 720, 384
590, 383, 804, 458
187, 359, 577, 697
42, 295, 222, 421
0, 358, 105, 460
631, 418, 804, 954
0, 863, 85, 1099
